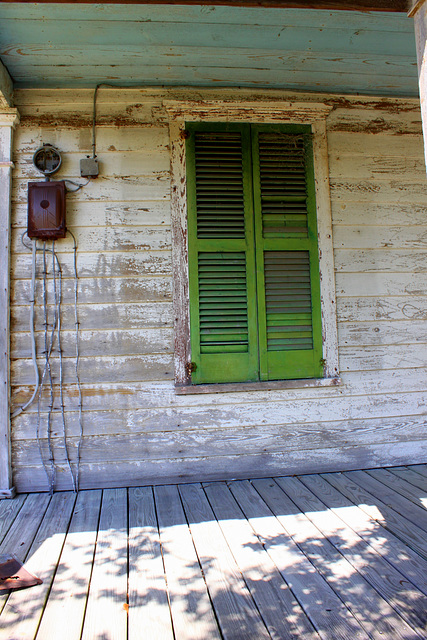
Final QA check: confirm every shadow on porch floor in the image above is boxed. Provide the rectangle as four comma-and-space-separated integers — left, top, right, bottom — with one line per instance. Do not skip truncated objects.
1, 465, 427, 639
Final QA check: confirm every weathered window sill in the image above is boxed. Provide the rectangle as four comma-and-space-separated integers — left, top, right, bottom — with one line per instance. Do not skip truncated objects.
175, 377, 342, 395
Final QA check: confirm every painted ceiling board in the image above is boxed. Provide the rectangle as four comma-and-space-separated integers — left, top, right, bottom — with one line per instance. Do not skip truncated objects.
0, 4, 413, 25
3, 47, 416, 74
0, 3, 418, 96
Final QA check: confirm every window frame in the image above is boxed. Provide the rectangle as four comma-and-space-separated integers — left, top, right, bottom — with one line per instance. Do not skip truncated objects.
166, 100, 339, 390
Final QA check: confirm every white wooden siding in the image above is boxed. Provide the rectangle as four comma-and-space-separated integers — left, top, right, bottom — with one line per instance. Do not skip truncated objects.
9, 88, 427, 492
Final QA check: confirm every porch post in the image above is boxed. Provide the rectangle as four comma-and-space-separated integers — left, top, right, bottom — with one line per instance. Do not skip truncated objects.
410, 0, 427, 172
0, 108, 19, 498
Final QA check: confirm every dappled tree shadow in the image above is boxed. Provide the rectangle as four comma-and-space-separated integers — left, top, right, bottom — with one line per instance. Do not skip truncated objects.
0, 466, 426, 639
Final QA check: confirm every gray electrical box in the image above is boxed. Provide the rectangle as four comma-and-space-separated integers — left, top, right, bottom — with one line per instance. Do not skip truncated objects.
80, 157, 99, 178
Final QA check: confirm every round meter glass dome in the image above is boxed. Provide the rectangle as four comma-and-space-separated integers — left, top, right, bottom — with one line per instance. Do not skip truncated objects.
33, 144, 62, 176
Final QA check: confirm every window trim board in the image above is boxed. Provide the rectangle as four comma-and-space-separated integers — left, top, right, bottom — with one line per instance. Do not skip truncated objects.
311, 119, 339, 379
169, 120, 191, 385
175, 376, 342, 395
168, 102, 338, 386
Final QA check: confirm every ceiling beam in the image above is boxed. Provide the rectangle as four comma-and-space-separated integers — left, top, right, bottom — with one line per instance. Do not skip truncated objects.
408, 0, 426, 16
0, 61, 13, 108
0, 0, 410, 11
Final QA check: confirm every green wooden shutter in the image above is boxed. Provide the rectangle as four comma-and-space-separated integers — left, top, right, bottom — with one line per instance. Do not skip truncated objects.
186, 124, 259, 384
252, 125, 323, 381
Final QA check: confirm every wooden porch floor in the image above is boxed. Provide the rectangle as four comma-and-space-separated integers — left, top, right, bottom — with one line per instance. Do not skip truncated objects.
1, 466, 427, 640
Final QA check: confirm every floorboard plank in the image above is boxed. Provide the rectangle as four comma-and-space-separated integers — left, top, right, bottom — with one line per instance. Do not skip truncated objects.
302, 472, 427, 597
233, 479, 369, 640
35, 490, 102, 640
128, 486, 174, 640
324, 472, 427, 561
0, 492, 52, 617
388, 466, 427, 492
277, 476, 426, 638
179, 482, 270, 640
154, 484, 221, 640
2, 469, 427, 640
81, 488, 128, 640
407, 465, 427, 480
203, 480, 320, 640
0, 493, 51, 561
0, 493, 26, 545
347, 471, 427, 534
366, 468, 427, 510
0, 492, 76, 640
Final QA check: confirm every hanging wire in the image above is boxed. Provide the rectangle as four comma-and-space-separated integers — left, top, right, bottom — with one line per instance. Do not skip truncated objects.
68, 230, 83, 492
11, 239, 39, 419
64, 178, 91, 192
92, 82, 137, 160
20, 230, 34, 251
44, 241, 56, 493
92, 84, 100, 159
15, 235, 59, 492
12, 235, 58, 418
16, 236, 81, 493
14, 162, 90, 491
50, 240, 58, 360
36, 378, 51, 491
53, 241, 77, 493
35, 242, 51, 490
39, 241, 56, 494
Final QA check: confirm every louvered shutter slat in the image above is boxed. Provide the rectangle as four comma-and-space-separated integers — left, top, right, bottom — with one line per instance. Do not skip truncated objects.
194, 131, 246, 240
253, 126, 323, 381
258, 133, 309, 238
186, 124, 258, 384
187, 124, 323, 385
264, 250, 313, 351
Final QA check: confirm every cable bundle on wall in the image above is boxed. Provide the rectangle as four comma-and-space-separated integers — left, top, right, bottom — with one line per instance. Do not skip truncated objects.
12, 233, 83, 494
10, 141, 93, 493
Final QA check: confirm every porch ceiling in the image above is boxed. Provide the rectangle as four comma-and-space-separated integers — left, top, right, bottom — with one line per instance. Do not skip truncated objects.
0, 3, 419, 96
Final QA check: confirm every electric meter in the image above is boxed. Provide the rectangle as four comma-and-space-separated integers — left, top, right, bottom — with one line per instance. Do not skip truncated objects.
33, 144, 62, 176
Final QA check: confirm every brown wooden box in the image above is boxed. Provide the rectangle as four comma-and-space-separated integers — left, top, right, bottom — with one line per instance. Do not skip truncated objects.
27, 181, 66, 240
